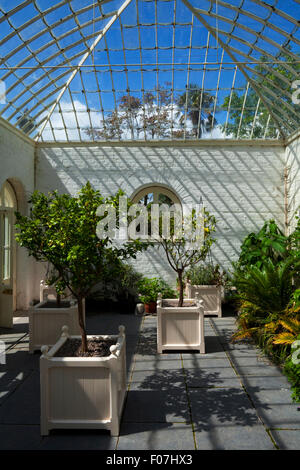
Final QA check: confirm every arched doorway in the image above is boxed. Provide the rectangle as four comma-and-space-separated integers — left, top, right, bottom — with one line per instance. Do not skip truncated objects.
0, 181, 17, 328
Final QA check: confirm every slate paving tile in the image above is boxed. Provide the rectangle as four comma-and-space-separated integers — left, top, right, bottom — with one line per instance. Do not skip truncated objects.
0, 425, 42, 450
123, 389, 190, 423
189, 386, 261, 429
241, 374, 290, 391
182, 357, 241, 388
133, 358, 183, 372
185, 369, 241, 389
0, 370, 40, 425
194, 424, 275, 450
0, 370, 31, 405
269, 429, 300, 450
129, 369, 186, 391
0, 346, 40, 371
233, 364, 283, 377
117, 422, 195, 450
230, 356, 273, 367
226, 348, 263, 359
246, 389, 300, 429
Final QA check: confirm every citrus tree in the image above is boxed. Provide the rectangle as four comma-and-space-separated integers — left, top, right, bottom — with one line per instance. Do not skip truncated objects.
156, 207, 216, 306
15, 182, 148, 352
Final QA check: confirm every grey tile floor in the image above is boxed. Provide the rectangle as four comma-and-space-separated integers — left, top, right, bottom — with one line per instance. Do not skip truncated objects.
0, 311, 300, 450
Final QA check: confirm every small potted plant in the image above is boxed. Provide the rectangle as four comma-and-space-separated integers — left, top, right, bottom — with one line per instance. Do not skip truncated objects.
185, 264, 227, 317
15, 183, 148, 436
138, 277, 176, 314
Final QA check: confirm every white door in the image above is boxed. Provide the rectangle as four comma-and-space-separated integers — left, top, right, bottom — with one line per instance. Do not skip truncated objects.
0, 182, 16, 328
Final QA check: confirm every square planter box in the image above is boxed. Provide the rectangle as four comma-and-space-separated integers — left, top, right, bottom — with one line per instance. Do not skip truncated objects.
40, 325, 126, 437
185, 282, 222, 317
40, 280, 72, 303
157, 295, 205, 354
28, 299, 85, 353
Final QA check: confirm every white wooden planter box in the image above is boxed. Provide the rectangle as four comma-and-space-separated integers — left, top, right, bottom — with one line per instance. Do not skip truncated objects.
40, 325, 126, 437
185, 283, 222, 317
28, 299, 85, 353
39, 280, 72, 302
157, 295, 205, 354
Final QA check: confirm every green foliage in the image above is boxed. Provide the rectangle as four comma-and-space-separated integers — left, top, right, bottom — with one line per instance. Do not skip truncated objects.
284, 358, 300, 403
157, 207, 217, 306
15, 182, 149, 351
137, 277, 176, 304
237, 220, 288, 269
233, 258, 299, 316
88, 261, 143, 304
186, 263, 227, 287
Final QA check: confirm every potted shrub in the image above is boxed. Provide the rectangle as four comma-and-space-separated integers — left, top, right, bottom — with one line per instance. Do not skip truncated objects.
86, 261, 143, 314
137, 277, 176, 314
155, 207, 216, 352
185, 264, 227, 317
15, 183, 148, 436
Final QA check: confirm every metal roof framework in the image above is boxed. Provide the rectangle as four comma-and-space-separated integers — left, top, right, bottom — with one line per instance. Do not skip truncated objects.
0, 0, 299, 143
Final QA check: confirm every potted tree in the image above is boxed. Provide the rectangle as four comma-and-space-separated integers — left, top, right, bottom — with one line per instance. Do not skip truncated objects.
185, 264, 227, 318
155, 207, 216, 353
15, 183, 148, 436
137, 277, 176, 314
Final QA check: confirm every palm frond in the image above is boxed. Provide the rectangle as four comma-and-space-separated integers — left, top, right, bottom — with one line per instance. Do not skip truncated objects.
273, 332, 297, 345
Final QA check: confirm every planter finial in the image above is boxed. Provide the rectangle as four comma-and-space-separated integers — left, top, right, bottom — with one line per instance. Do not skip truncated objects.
110, 344, 118, 356
119, 325, 125, 337
41, 345, 49, 357
61, 325, 69, 338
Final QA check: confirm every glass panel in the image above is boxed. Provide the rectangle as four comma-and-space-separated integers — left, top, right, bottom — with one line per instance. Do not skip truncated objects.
2, 213, 11, 282
158, 193, 173, 206
3, 184, 15, 208
139, 193, 154, 206
3, 248, 10, 281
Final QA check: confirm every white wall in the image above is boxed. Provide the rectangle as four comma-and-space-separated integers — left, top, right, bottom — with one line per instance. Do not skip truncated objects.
37, 142, 286, 284
0, 119, 35, 309
286, 133, 300, 231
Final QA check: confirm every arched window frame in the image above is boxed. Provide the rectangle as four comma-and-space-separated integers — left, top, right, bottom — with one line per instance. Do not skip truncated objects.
131, 184, 181, 206
131, 184, 182, 242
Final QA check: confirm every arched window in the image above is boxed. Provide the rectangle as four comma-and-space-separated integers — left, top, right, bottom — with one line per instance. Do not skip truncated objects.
131, 184, 182, 240
131, 184, 181, 207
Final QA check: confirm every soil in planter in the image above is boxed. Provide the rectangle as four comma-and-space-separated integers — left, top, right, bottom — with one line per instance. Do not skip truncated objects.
40, 300, 71, 308
55, 337, 117, 357
163, 300, 197, 307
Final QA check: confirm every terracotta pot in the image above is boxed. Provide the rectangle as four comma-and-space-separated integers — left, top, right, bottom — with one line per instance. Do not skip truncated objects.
144, 301, 157, 314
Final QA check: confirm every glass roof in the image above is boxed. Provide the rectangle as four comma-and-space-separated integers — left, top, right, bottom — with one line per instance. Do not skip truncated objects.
0, 0, 299, 142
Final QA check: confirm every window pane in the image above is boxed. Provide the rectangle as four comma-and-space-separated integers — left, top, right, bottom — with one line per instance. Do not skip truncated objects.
3, 185, 15, 208
2, 213, 11, 282
158, 193, 173, 205
139, 193, 154, 206
3, 247, 10, 280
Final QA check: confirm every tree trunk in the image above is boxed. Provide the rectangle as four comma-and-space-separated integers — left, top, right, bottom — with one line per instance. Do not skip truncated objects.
77, 296, 88, 353
56, 292, 61, 308
178, 270, 184, 307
